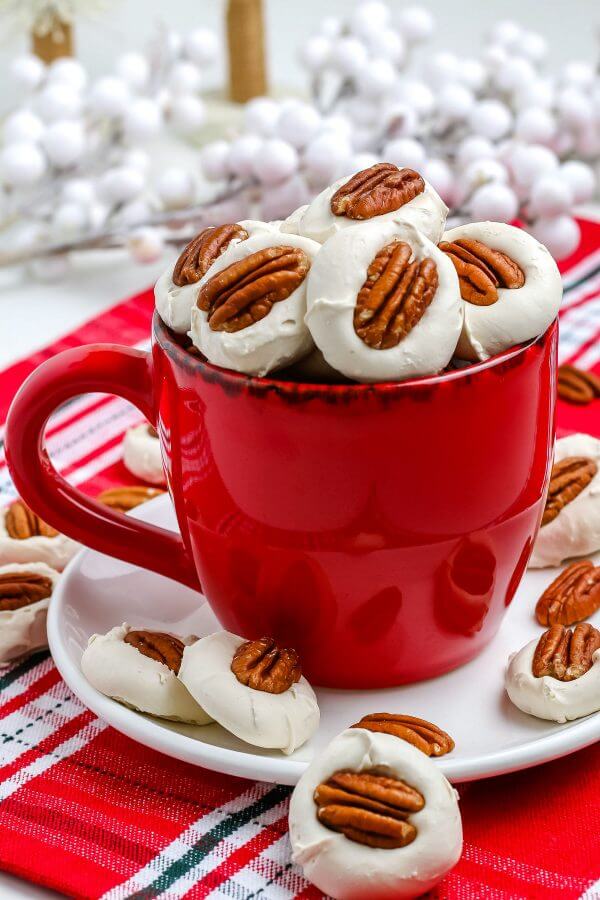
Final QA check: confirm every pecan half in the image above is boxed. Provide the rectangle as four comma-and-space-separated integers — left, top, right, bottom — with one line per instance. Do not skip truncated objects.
439, 238, 525, 306
124, 630, 185, 674
0, 572, 53, 611
231, 636, 301, 693
5, 500, 58, 540
314, 769, 424, 849
352, 713, 454, 757
558, 364, 600, 405
172, 224, 249, 286
97, 486, 165, 512
330, 164, 425, 220
197, 245, 310, 333
147, 424, 158, 439
354, 240, 438, 349
532, 623, 600, 681
535, 560, 600, 626
541, 456, 597, 527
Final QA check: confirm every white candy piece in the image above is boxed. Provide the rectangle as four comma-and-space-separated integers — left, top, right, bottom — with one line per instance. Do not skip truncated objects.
190, 231, 319, 377
306, 221, 462, 383
281, 347, 344, 383
81, 624, 212, 724
279, 204, 309, 235
155, 220, 278, 334
443, 222, 562, 362
289, 728, 462, 900
529, 433, 600, 568
505, 635, 600, 723
0, 504, 80, 571
0, 562, 59, 665
298, 169, 448, 244
178, 631, 320, 754
122, 423, 165, 486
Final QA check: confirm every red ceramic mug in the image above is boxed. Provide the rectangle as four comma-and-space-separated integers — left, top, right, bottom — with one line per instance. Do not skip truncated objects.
6, 314, 557, 688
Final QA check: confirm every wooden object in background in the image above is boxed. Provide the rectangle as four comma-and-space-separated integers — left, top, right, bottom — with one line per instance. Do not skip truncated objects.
227, 0, 268, 103
32, 11, 74, 62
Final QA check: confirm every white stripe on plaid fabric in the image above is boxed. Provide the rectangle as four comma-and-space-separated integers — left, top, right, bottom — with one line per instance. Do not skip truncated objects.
101, 785, 286, 900
0, 681, 88, 770
557, 296, 600, 364
460, 842, 592, 893
580, 878, 600, 898
0, 716, 106, 801
562, 247, 600, 291
0, 654, 55, 707
561, 271, 600, 311
157, 798, 291, 900
211, 832, 318, 900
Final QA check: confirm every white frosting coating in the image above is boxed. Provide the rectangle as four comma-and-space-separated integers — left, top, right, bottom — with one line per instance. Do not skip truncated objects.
279, 204, 309, 235
529, 433, 600, 568
0, 506, 80, 571
305, 221, 463, 383
505, 636, 600, 723
0, 562, 59, 664
178, 631, 320, 754
122, 423, 166, 486
443, 221, 562, 362
289, 728, 462, 900
190, 232, 319, 377
280, 346, 345, 383
81, 623, 212, 724
298, 174, 448, 245
154, 220, 278, 334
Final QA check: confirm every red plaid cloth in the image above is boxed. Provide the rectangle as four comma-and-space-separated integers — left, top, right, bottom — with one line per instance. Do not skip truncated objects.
0, 222, 599, 899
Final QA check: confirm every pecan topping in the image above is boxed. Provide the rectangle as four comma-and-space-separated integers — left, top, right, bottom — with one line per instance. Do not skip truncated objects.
147, 424, 158, 439
354, 241, 438, 349
439, 238, 525, 306
97, 486, 165, 512
197, 246, 310, 333
172, 224, 249, 286
330, 164, 425, 220
558, 364, 600, 405
532, 623, 600, 681
541, 456, 597, 527
535, 560, 600, 626
352, 713, 454, 757
5, 500, 58, 540
231, 636, 301, 693
124, 630, 185, 674
314, 769, 425, 849
0, 572, 53, 611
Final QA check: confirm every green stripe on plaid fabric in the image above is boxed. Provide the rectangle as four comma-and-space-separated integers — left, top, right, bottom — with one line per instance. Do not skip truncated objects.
125, 785, 291, 900
0, 652, 50, 693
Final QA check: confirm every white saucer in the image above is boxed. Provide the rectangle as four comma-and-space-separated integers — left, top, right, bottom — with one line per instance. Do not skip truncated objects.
48, 494, 600, 786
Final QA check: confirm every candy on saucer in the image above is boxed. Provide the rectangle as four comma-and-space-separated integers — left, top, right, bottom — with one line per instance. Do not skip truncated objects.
190, 232, 320, 377
0, 562, 59, 664
289, 727, 462, 900
0, 498, 80, 571
305, 220, 463, 383
505, 623, 600, 723
298, 163, 448, 244
155, 220, 277, 334
351, 713, 455, 757
178, 632, 320, 754
529, 433, 600, 569
440, 221, 562, 362
97, 485, 165, 512
81, 623, 212, 724
122, 423, 165, 486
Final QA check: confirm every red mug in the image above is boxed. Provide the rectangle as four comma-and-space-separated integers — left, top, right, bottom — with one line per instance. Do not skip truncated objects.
6, 314, 557, 688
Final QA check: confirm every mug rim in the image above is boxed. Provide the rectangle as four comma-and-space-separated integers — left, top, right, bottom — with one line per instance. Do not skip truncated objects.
154, 312, 557, 396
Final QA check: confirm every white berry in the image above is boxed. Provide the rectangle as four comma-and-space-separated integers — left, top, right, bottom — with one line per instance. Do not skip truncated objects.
184, 28, 219, 66
367, 29, 405, 65
494, 57, 535, 93
299, 35, 331, 71
423, 158, 454, 203
456, 136, 495, 168
3, 110, 44, 144
383, 137, 426, 170
244, 97, 280, 136
123, 98, 163, 141
37, 83, 82, 121
48, 58, 87, 92
99, 166, 145, 204
490, 20, 522, 49
395, 79, 435, 116
424, 52, 459, 88
53, 201, 89, 235
117, 198, 153, 226
168, 61, 202, 95
529, 175, 573, 217
510, 144, 558, 188
330, 37, 369, 77
43, 120, 86, 168
227, 134, 262, 178
514, 107, 556, 144
531, 215, 580, 259
470, 182, 519, 221
116, 53, 150, 90
0, 141, 46, 186
170, 95, 206, 133
62, 178, 95, 206
437, 83, 474, 122
397, 6, 434, 42
518, 31, 547, 63
319, 16, 342, 38
277, 103, 321, 148
556, 88, 593, 130
156, 167, 196, 209
562, 61, 595, 90
459, 58, 487, 92
462, 158, 508, 190
349, 2, 391, 39
559, 160, 596, 204
359, 59, 396, 97
200, 140, 231, 181
89, 76, 130, 117
127, 227, 165, 264
10, 54, 45, 90
252, 138, 298, 185
304, 133, 351, 185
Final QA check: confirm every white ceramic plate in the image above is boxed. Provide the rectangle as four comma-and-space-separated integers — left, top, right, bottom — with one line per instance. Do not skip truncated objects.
48, 494, 600, 786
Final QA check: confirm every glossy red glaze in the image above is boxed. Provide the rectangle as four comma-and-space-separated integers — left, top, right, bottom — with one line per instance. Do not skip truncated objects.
6, 315, 557, 687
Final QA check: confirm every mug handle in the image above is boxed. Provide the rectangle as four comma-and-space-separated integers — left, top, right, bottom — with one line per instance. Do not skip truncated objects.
5, 344, 201, 592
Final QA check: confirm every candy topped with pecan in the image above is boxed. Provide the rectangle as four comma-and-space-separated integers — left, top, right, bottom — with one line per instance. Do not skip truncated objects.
231, 636, 301, 693
0, 562, 59, 665
173, 224, 249, 287
124, 630, 185, 674
122, 423, 166, 486
97, 485, 165, 512
529, 433, 600, 570
558, 364, 600, 406
532, 623, 600, 682
352, 712, 454, 757
0, 499, 79, 572
5, 500, 57, 540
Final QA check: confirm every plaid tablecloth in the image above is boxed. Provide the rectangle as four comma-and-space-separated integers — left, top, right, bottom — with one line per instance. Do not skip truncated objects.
0, 221, 599, 899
